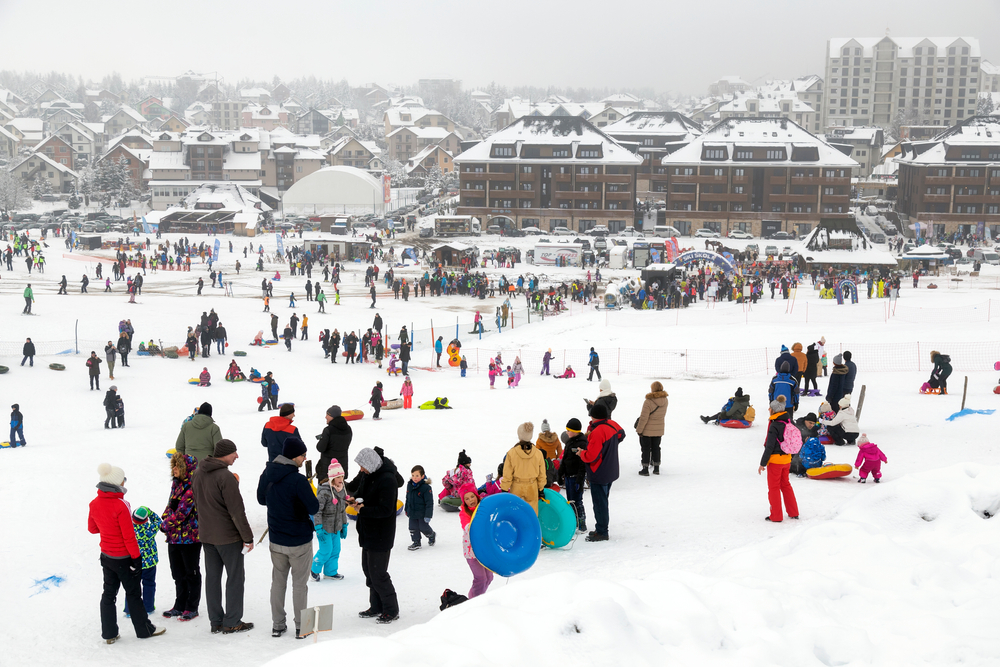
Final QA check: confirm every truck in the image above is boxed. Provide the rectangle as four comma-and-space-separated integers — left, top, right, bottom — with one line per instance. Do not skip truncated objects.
532, 242, 583, 267
433, 215, 481, 237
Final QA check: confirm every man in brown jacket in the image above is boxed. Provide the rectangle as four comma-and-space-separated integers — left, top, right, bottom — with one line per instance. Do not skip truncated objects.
191, 439, 255, 635
635, 381, 668, 476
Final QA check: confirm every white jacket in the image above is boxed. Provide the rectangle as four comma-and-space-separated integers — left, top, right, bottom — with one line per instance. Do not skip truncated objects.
821, 406, 859, 434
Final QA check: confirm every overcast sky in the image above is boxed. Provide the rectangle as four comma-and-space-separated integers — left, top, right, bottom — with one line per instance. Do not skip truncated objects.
1, 0, 998, 95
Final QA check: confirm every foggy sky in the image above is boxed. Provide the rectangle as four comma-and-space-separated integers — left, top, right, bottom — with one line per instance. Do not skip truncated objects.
1, 0, 997, 95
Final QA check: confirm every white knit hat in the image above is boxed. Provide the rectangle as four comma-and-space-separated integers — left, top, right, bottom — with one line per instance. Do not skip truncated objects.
517, 422, 534, 442
98, 462, 125, 486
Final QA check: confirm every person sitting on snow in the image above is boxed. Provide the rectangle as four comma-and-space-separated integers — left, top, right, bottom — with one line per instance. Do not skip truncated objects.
554, 365, 576, 379
387, 354, 400, 376
252, 330, 264, 346
226, 360, 245, 382
419, 397, 452, 410
198, 368, 211, 386
701, 387, 751, 423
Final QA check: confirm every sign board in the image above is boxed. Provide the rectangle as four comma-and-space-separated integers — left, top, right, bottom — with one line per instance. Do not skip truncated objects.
276, 232, 284, 257
298, 604, 334, 641
672, 250, 737, 274
382, 175, 391, 205
212, 239, 220, 262
828, 238, 852, 250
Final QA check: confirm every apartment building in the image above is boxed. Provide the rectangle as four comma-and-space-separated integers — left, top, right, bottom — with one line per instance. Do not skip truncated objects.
454, 116, 642, 233
104, 106, 147, 137
823, 36, 981, 129
717, 94, 818, 136
654, 117, 857, 238
386, 126, 462, 162
211, 100, 247, 131
241, 104, 289, 131
896, 115, 1000, 238
822, 126, 885, 177
326, 136, 381, 169
708, 76, 752, 97
603, 111, 703, 201
981, 61, 1000, 93
11, 152, 78, 193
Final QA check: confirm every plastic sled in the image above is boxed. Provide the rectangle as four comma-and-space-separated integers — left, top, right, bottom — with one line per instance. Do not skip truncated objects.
468, 493, 542, 577
994, 361, 1000, 371
440, 497, 462, 513
342, 409, 364, 421
994, 386, 1000, 395
0, 366, 7, 374
1, 441, 18, 449
250, 377, 266, 383
48, 363, 66, 371
234, 351, 247, 357
818, 434, 833, 445
538, 489, 576, 549
806, 463, 852, 480
719, 419, 752, 429
136, 350, 151, 356
383, 398, 403, 410
165, 447, 176, 459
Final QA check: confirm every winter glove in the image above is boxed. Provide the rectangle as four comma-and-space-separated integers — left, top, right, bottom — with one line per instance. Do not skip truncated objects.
129, 557, 142, 573
538, 489, 546, 500
315, 524, 323, 534
340, 524, 348, 539
423, 517, 431, 524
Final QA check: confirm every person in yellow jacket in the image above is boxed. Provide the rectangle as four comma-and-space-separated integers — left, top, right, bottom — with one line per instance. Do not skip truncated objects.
501, 422, 546, 514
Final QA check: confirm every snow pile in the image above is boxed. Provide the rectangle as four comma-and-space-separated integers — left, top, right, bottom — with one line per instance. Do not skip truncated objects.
267, 464, 1000, 666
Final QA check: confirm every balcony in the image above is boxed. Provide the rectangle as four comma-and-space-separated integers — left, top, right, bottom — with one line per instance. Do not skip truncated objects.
576, 173, 604, 182
700, 192, 734, 202
769, 176, 788, 185
922, 194, 950, 204
573, 190, 603, 200
462, 171, 488, 180
669, 192, 696, 202
923, 176, 952, 184
461, 188, 486, 198
790, 175, 825, 185
489, 188, 517, 198
487, 172, 515, 182
606, 191, 632, 200
553, 173, 572, 183
603, 174, 632, 184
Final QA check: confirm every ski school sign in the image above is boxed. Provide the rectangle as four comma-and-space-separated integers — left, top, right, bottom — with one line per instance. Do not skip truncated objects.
673, 250, 736, 274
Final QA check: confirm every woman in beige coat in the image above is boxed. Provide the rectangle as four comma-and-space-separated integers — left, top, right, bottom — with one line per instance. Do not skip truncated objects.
501, 422, 547, 514
635, 381, 668, 476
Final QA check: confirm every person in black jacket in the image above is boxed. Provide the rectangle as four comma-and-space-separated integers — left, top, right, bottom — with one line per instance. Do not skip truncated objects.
803, 344, 820, 393
557, 418, 589, 532
826, 354, 849, 412
316, 405, 353, 479
758, 396, 799, 523
350, 447, 401, 624
256, 437, 318, 638
21, 337, 35, 367
399, 342, 410, 376
585, 378, 618, 418
842, 350, 857, 394
117, 332, 131, 367
774, 345, 798, 375
104, 386, 119, 429
329, 329, 340, 363
404, 465, 435, 550
370, 382, 384, 420
928, 350, 953, 394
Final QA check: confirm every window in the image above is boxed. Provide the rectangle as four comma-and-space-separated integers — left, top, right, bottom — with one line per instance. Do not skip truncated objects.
579, 149, 599, 158
705, 148, 725, 159
731, 203, 743, 211
735, 150, 753, 160
734, 169, 744, 177
642, 138, 654, 146
733, 186, 744, 194
552, 149, 569, 158
766, 150, 784, 160
713, 168, 724, 176
988, 205, 1000, 214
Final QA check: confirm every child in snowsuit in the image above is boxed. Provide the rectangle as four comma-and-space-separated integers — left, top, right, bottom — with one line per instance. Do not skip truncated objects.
370, 382, 383, 420
439, 451, 475, 505
459, 482, 493, 598
488, 362, 498, 389
506, 366, 515, 388
400, 377, 414, 409
125, 506, 161, 616
9, 403, 25, 447
311, 460, 348, 580
405, 465, 436, 550
554, 365, 576, 379
460, 356, 468, 377
558, 419, 589, 532
387, 354, 400, 376
199, 368, 211, 386
854, 434, 887, 483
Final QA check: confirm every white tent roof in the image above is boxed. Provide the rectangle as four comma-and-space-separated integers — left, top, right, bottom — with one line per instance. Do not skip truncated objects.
902, 244, 949, 259
281, 166, 384, 216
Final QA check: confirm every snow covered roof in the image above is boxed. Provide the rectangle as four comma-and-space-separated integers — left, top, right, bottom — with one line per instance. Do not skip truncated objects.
896, 116, 1000, 165
454, 116, 642, 166
223, 152, 262, 170
662, 118, 858, 168
828, 36, 980, 59
600, 93, 641, 105
824, 126, 884, 145
718, 94, 815, 115
8, 117, 42, 132
386, 125, 453, 140
240, 87, 271, 99
14, 151, 79, 176
981, 60, 1000, 75
113, 106, 148, 124
148, 151, 188, 171
603, 111, 703, 137
902, 244, 948, 258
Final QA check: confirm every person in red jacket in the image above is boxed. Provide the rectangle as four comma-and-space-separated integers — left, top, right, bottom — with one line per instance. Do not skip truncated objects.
578, 403, 625, 542
88, 462, 166, 644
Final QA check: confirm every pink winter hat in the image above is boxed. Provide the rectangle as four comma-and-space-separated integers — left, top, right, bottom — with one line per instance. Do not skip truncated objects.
327, 459, 345, 480
857, 433, 870, 446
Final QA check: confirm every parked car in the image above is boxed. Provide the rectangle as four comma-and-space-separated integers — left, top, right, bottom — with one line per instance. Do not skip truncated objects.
419, 226, 434, 238
587, 225, 610, 236
746, 243, 760, 254
694, 228, 721, 238
768, 231, 795, 240
552, 226, 574, 236
727, 229, 753, 239
573, 238, 592, 250
617, 227, 644, 237
522, 226, 544, 236
973, 249, 1000, 265
504, 227, 525, 237
487, 225, 503, 234
653, 225, 682, 238
764, 245, 779, 256
593, 238, 608, 250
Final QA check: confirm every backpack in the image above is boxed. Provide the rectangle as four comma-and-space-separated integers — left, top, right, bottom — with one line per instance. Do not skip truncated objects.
744, 405, 756, 422
780, 421, 803, 455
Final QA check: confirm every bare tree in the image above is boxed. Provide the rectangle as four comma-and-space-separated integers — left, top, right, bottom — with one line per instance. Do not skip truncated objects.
0, 168, 30, 214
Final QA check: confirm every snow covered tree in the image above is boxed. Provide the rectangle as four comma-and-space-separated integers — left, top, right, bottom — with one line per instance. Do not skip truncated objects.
68, 191, 81, 209
77, 165, 95, 206
0, 169, 30, 214
31, 174, 52, 200
383, 158, 407, 186
112, 156, 139, 206
425, 165, 444, 191
977, 94, 995, 117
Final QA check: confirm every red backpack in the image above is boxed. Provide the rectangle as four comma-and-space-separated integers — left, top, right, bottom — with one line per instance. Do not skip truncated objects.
780, 422, 803, 455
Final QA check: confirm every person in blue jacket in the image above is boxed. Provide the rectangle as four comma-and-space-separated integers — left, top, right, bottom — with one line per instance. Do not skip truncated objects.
587, 347, 601, 381
774, 344, 798, 375
10, 403, 26, 447
768, 361, 799, 415
256, 436, 318, 639
434, 336, 444, 368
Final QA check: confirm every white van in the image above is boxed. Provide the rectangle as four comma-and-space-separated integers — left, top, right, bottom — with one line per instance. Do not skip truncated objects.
973, 249, 1000, 265
654, 225, 682, 238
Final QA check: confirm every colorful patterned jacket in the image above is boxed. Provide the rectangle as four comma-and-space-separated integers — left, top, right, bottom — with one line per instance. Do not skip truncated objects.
133, 507, 161, 569
161, 455, 199, 545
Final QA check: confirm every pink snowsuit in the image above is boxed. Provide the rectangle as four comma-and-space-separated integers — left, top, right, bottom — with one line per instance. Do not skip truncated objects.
855, 442, 887, 480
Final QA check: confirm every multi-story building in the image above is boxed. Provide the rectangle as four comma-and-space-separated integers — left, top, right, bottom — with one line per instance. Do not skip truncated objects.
897, 115, 1000, 238
212, 100, 247, 131
822, 126, 885, 177
454, 116, 642, 233
103, 106, 147, 138
241, 104, 289, 131
708, 76, 752, 97
386, 126, 462, 162
326, 136, 381, 170
980, 60, 1000, 93
823, 37, 981, 129
717, 94, 818, 136
406, 144, 454, 176
603, 111, 703, 202
654, 117, 857, 238
11, 151, 78, 193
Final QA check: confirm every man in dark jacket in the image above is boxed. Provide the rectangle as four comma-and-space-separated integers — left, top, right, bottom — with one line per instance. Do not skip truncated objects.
758, 396, 799, 522
191, 439, 255, 634
175, 402, 223, 461
587, 347, 601, 381
350, 447, 401, 624
842, 350, 857, 394
103, 386, 119, 429
768, 361, 799, 415
578, 403, 625, 542
257, 437, 318, 638
270, 313, 279, 340
261, 403, 301, 461
803, 343, 820, 393
316, 405, 353, 479
399, 340, 410, 376
86, 351, 102, 390
21, 337, 35, 367
826, 355, 850, 411
701, 387, 751, 423
774, 345, 798, 375
557, 418, 589, 532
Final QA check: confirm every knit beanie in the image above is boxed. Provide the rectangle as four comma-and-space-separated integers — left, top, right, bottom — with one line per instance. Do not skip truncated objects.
327, 458, 345, 480
282, 436, 307, 459
213, 438, 237, 457
541, 419, 551, 433
769, 395, 787, 413
857, 433, 869, 446
199, 402, 213, 418
590, 403, 609, 420
355, 447, 382, 473
598, 378, 613, 397
132, 506, 149, 523
279, 403, 295, 417
833, 354, 843, 365
565, 418, 582, 432
839, 394, 852, 409
780, 361, 790, 373
97, 462, 125, 486
781, 344, 789, 352
457, 450, 472, 467
327, 405, 341, 418
517, 421, 534, 442
735, 387, 743, 398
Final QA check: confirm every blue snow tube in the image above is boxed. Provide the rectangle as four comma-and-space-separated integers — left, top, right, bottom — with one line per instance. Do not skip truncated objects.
468, 493, 541, 577
538, 488, 576, 548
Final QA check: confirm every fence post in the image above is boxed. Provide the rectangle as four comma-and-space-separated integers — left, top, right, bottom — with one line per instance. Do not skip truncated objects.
916, 342, 921, 372
685, 350, 688, 373
617, 348, 621, 375
75, 319, 79, 354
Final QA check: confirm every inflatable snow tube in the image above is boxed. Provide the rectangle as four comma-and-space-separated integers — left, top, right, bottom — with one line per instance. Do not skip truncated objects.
233, 350, 247, 357
396, 499, 404, 516
383, 398, 403, 410
538, 488, 576, 548
250, 377, 265, 383
165, 351, 179, 359
178, 347, 189, 356
0, 366, 8, 375
440, 497, 462, 513
48, 363, 66, 371
165, 447, 176, 459
818, 434, 833, 445
265, 340, 279, 345
225, 377, 246, 383
188, 378, 210, 386
468, 493, 542, 577
994, 385, 1000, 395
719, 419, 752, 429
342, 409, 364, 422
806, 463, 853, 480
346, 505, 358, 521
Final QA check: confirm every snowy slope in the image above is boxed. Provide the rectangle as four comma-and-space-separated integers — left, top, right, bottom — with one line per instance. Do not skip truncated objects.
0, 231, 998, 666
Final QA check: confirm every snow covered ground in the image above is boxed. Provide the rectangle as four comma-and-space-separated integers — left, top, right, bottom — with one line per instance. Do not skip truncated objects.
1, 229, 998, 666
